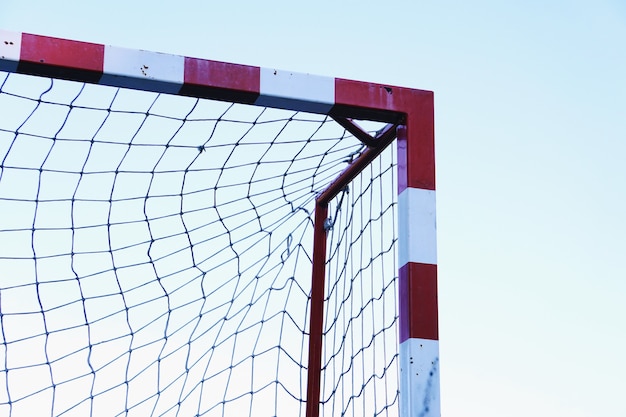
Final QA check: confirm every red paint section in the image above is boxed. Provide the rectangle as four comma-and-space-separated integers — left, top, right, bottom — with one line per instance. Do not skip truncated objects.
336, 79, 435, 190
403, 100, 435, 191
306, 202, 329, 417
334, 78, 429, 113
397, 115, 435, 193
20, 33, 104, 73
399, 262, 438, 342
182, 57, 260, 103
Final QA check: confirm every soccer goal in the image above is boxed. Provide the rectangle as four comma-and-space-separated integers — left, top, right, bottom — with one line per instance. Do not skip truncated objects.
0, 31, 439, 417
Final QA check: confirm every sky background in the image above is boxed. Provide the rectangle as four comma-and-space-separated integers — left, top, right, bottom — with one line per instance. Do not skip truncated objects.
2, 1, 626, 416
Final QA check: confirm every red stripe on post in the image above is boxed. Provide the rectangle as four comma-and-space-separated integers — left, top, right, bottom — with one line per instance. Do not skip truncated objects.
397, 113, 435, 192
399, 262, 438, 343
181, 57, 260, 104
335, 79, 435, 190
19, 33, 104, 82
400, 96, 435, 191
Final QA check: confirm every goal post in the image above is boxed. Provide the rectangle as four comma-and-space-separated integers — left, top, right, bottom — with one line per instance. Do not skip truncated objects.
0, 30, 439, 417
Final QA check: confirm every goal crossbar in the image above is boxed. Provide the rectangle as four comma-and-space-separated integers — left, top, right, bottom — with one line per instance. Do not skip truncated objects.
0, 30, 439, 417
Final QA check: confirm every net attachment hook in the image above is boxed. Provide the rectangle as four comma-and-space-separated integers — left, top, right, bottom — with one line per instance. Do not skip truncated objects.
281, 233, 293, 262
324, 186, 349, 232
323, 217, 333, 231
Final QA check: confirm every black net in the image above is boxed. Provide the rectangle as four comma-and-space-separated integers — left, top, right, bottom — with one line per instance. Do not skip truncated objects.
321, 148, 399, 417
0, 71, 398, 417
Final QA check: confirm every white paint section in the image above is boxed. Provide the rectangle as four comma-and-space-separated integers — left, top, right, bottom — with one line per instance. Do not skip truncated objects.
400, 338, 440, 417
398, 187, 437, 267
0, 30, 21, 72
255, 67, 334, 113
101, 45, 184, 94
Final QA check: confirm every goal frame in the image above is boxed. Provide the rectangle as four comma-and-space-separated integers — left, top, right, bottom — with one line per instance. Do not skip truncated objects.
0, 30, 439, 417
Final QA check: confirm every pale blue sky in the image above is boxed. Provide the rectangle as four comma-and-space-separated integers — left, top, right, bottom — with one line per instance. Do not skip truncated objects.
2, 1, 626, 416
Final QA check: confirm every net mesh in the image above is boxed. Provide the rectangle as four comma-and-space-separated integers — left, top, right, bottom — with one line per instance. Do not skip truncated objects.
0, 71, 398, 417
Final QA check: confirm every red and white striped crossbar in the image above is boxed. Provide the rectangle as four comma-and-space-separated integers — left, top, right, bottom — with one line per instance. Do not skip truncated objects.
0, 29, 439, 417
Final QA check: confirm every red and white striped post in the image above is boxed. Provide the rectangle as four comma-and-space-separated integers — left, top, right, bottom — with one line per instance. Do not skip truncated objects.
334, 82, 439, 417
397, 114, 439, 417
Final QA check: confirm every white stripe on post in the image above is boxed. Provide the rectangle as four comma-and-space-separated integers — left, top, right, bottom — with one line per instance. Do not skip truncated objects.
256, 68, 334, 113
399, 184, 439, 417
101, 45, 185, 94
399, 338, 440, 417
0, 30, 22, 71
398, 187, 437, 267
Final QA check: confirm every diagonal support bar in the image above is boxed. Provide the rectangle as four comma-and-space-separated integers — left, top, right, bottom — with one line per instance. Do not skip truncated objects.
317, 122, 397, 205
331, 116, 397, 148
